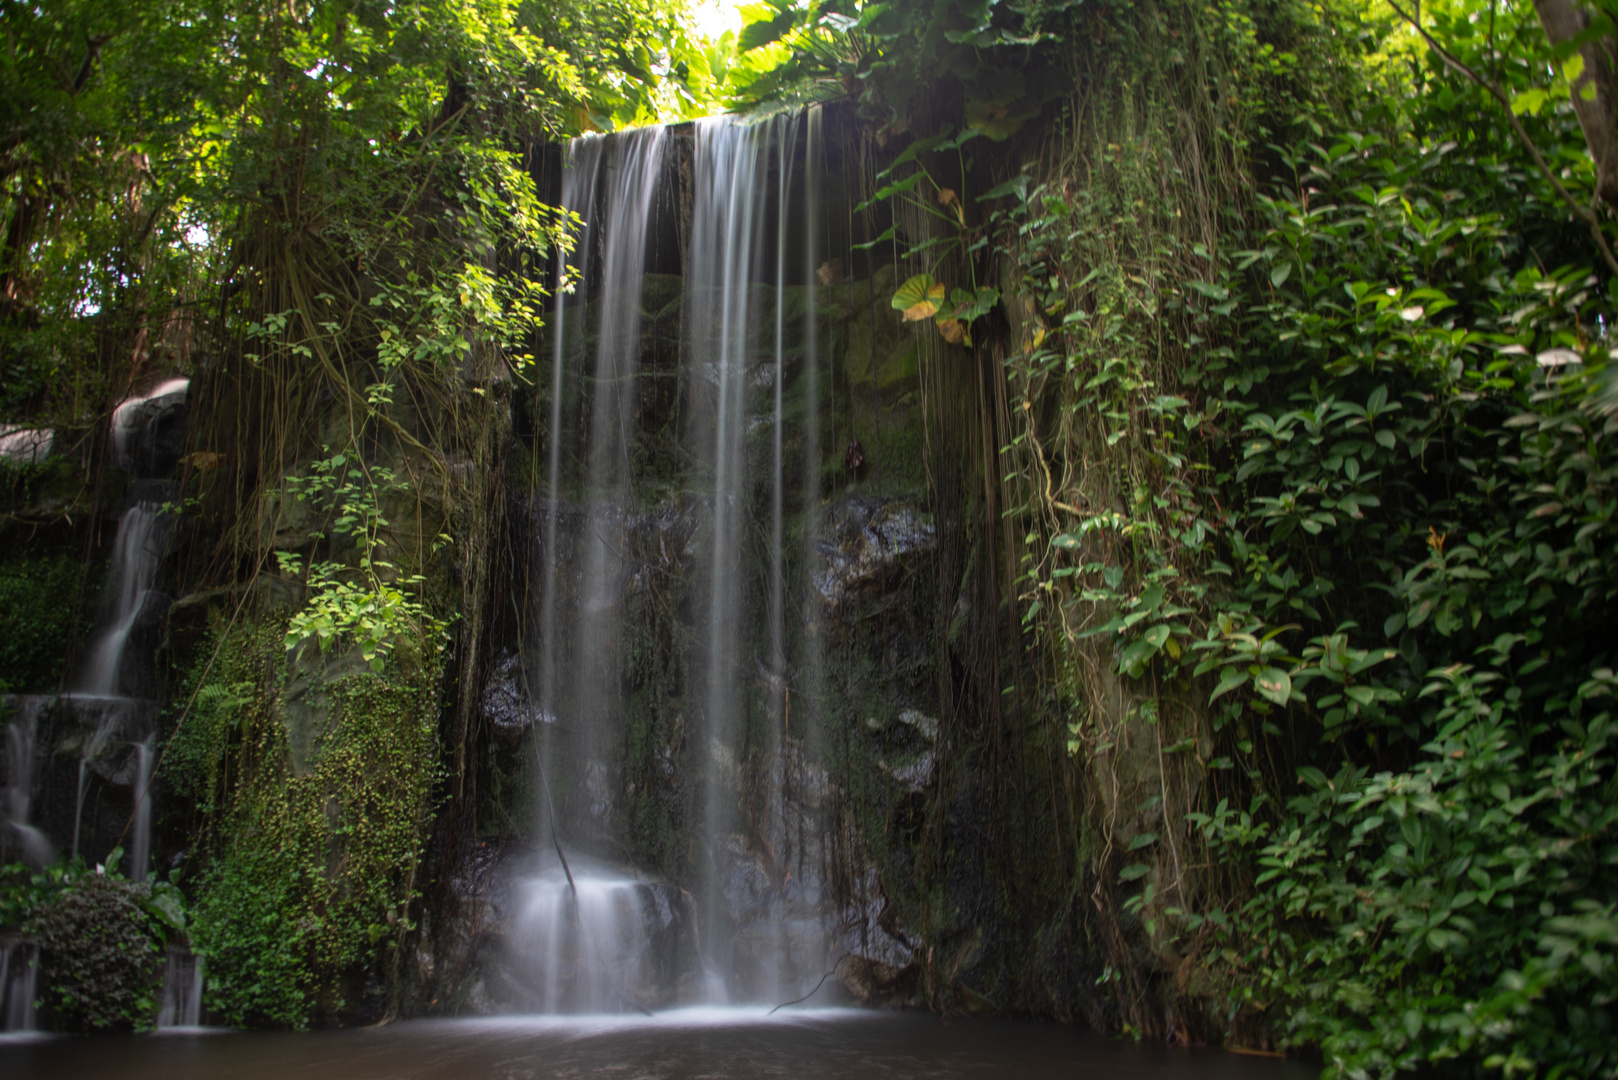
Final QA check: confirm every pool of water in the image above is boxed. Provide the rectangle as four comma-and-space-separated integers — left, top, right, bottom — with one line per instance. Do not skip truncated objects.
0, 1007, 1314, 1079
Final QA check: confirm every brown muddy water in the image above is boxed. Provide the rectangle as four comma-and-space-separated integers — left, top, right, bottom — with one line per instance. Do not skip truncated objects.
0, 1006, 1315, 1079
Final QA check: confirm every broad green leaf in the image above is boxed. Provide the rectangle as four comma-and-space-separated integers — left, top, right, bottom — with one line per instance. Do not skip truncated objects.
738, 9, 794, 51
1210, 666, 1249, 701
892, 274, 945, 320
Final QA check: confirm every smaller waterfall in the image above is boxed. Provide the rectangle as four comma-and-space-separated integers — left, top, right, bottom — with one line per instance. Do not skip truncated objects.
155, 945, 204, 1029
2, 706, 52, 868
511, 867, 652, 1013
78, 503, 166, 698
0, 935, 39, 1034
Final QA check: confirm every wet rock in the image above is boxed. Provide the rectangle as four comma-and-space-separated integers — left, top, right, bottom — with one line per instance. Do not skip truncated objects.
837, 868, 920, 1006
898, 708, 938, 741
715, 833, 774, 926
278, 645, 373, 777
481, 649, 542, 746
882, 752, 934, 793
123, 388, 189, 481
811, 497, 936, 632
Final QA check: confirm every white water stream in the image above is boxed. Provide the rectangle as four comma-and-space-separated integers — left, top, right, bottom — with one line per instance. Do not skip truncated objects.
522, 113, 825, 1013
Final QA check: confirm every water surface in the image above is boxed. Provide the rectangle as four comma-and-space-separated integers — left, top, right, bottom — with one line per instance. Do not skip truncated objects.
0, 1007, 1315, 1079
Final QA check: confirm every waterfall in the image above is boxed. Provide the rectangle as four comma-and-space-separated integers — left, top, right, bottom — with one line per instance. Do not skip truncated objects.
536, 135, 604, 745
535, 126, 668, 791
71, 710, 118, 860
79, 377, 186, 699
129, 738, 154, 883
686, 117, 767, 999
686, 113, 822, 1003
511, 863, 652, 1013
515, 112, 827, 1013
0, 704, 45, 1033
519, 127, 674, 1012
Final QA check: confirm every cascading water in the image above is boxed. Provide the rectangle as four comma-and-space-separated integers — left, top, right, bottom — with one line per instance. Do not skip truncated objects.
71, 712, 119, 860
510, 860, 651, 1013
77, 504, 167, 699
129, 739, 154, 885
0, 704, 45, 1035
687, 113, 809, 1004
69, 378, 187, 881
110, 378, 189, 472
155, 945, 205, 1029
515, 111, 827, 1014
522, 126, 675, 1012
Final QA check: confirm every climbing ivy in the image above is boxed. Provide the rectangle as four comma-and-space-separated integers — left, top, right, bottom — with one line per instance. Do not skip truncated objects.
171, 617, 443, 1028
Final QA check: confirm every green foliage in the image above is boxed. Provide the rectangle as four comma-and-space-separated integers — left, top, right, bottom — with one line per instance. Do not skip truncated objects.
275, 451, 450, 673
728, 0, 1084, 133
849, 0, 1618, 1066
2, 857, 188, 1033
175, 618, 442, 1028
0, 551, 95, 693
1122, 9, 1618, 1073
1208, 668, 1618, 1077
0, 0, 698, 433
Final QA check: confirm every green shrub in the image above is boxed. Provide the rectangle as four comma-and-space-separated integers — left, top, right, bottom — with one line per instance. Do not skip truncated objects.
26, 863, 189, 1033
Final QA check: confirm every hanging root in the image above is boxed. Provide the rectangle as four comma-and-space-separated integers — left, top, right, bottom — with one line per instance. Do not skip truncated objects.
768, 953, 849, 1014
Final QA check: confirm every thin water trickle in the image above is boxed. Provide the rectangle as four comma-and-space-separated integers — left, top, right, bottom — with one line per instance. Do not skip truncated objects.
129, 739, 154, 884
0, 936, 39, 1035
2, 705, 52, 869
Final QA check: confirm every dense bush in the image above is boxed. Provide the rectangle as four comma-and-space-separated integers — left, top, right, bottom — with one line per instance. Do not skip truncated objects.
0, 860, 186, 1033
1191, 60, 1618, 1077
852, 0, 1618, 1071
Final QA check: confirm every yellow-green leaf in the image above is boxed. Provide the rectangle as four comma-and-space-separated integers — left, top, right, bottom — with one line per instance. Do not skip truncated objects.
893, 274, 945, 320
